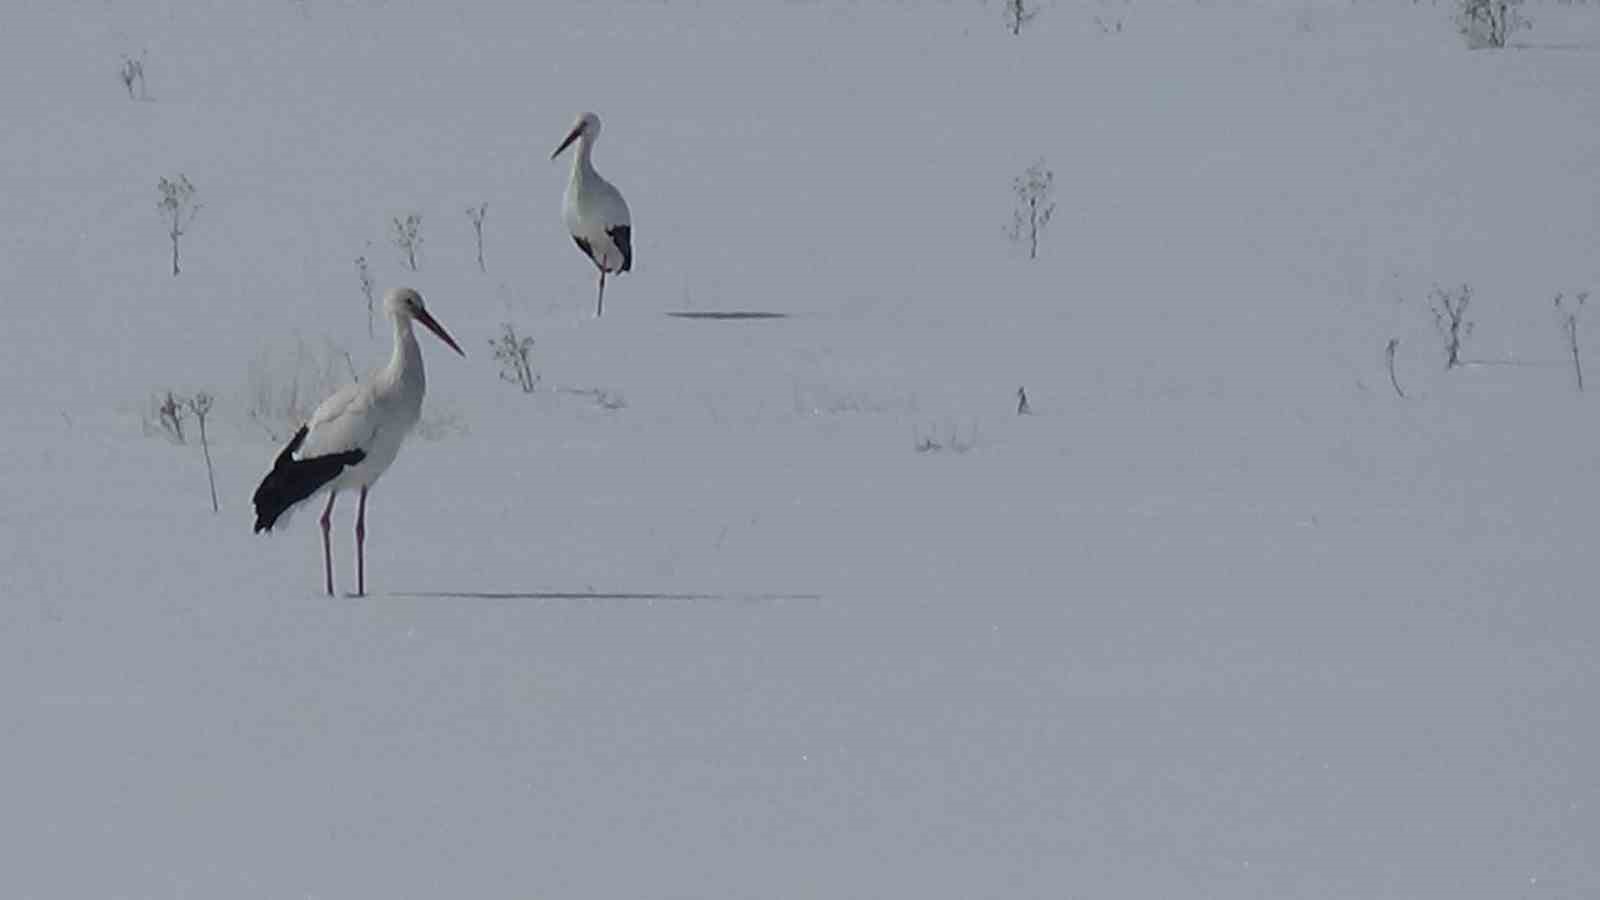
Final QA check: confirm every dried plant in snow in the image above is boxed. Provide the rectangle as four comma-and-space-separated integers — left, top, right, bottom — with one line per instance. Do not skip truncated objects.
246, 335, 357, 442
466, 202, 488, 272
390, 213, 422, 271
557, 386, 627, 411
1003, 0, 1037, 36
1007, 160, 1056, 261
143, 389, 220, 511
1428, 284, 1474, 370
1457, 0, 1529, 49
490, 322, 538, 393
145, 390, 187, 443
119, 52, 148, 100
356, 254, 376, 338
1386, 338, 1406, 399
186, 392, 219, 512
1555, 291, 1589, 392
914, 421, 980, 454
1094, 16, 1124, 35
157, 175, 200, 276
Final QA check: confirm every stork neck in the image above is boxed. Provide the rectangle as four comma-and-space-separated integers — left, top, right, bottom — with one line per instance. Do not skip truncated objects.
570, 136, 597, 181
383, 315, 425, 390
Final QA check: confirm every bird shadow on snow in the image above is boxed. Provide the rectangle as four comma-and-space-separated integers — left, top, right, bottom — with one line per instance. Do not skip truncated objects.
1508, 41, 1600, 52
665, 311, 789, 321
389, 590, 821, 603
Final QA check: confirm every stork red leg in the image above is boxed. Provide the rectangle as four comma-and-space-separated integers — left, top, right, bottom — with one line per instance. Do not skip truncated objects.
320, 491, 338, 597
355, 485, 369, 597
597, 270, 606, 318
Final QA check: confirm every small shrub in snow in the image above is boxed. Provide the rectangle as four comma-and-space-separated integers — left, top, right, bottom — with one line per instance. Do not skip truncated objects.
146, 390, 188, 443
1007, 160, 1056, 261
1017, 386, 1032, 415
914, 422, 979, 454
1428, 284, 1474, 370
1003, 0, 1037, 36
390, 213, 422, 271
355, 254, 376, 337
248, 335, 462, 442
118, 52, 147, 100
466, 202, 488, 272
1457, 0, 1529, 49
790, 383, 917, 418
490, 322, 538, 393
157, 175, 200, 276
246, 335, 357, 442
1555, 291, 1588, 392
144, 390, 220, 511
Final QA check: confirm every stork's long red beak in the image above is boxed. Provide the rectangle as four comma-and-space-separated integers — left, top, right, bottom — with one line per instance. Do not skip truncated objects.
416, 309, 466, 357
551, 124, 583, 160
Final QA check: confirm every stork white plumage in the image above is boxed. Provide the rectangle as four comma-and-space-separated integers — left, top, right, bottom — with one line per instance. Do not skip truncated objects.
252, 287, 465, 597
552, 111, 632, 317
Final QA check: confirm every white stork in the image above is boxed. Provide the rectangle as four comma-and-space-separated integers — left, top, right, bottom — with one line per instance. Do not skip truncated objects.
252, 287, 465, 597
552, 111, 632, 317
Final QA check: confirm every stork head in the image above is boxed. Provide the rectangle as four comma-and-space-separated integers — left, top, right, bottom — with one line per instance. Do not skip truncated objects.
551, 112, 602, 160
385, 287, 465, 357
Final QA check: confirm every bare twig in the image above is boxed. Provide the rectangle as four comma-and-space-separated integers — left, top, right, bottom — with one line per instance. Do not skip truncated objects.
1386, 338, 1406, 399
186, 392, 219, 513
466, 203, 488, 273
1556, 291, 1588, 392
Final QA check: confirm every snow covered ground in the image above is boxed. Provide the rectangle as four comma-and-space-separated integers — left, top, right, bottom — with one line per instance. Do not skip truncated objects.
2, 0, 1598, 896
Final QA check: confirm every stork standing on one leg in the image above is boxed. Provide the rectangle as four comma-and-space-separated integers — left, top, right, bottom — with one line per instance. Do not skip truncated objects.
552, 112, 632, 317
252, 287, 465, 597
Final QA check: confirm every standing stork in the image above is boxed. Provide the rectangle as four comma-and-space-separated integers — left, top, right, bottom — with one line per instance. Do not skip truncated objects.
552, 111, 632, 317
252, 287, 465, 597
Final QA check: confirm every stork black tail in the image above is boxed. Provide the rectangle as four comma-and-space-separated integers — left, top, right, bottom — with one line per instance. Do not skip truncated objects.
252, 426, 366, 533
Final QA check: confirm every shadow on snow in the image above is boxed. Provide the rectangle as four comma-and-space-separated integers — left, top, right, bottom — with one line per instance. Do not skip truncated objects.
390, 590, 821, 602
665, 311, 789, 321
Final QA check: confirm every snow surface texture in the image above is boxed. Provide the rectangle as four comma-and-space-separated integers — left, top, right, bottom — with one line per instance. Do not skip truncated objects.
2, 0, 1598, 896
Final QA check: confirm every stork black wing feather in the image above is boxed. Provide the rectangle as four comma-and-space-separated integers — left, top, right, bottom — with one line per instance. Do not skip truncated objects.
252, 426, 367, 533
608, 226, 633, 273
